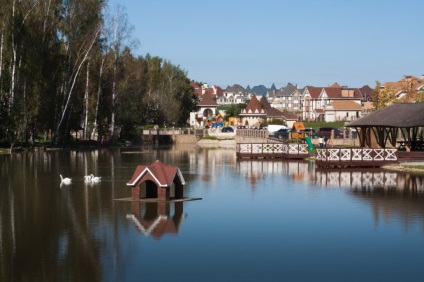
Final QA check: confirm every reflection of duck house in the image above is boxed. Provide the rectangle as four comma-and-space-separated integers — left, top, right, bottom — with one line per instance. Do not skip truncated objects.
127, 160, 185, 201
126, 202, 185, 239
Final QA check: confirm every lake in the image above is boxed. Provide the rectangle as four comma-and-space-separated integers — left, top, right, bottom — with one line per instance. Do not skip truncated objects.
1, 145, 424, 281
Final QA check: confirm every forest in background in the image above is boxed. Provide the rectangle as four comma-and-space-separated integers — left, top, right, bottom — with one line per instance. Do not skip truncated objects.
0, 0, 198, 148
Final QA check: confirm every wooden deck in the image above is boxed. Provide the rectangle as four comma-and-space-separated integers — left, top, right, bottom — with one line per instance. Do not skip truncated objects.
315, 148, 398, 168
114, 197, 202, 202
236, 143, 310, 159
396, 151, 424, 162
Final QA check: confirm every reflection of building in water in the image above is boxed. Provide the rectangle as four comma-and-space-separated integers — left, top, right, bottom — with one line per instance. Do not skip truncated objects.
126, 202, 186, 240
315, 169, 424, 233
315, 170, 398, 189
237, 160, 313, 188
314, 169, 424, 192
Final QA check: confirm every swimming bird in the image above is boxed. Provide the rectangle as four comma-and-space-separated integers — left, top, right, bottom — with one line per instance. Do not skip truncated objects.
90, 174, 101, 183
60, 174, 72, 185
84, 175, 92, 182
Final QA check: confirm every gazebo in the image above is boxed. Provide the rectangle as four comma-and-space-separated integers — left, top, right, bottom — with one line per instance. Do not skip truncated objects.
127, 160, 185, 201
345, 103, 424, 151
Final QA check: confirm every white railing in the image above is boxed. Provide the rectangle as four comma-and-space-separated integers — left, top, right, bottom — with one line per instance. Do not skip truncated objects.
316, 148, 397, 162
237, 143, 309, 155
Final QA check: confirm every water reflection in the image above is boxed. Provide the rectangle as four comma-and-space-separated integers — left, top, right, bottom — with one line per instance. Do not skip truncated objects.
236, 160, 314, 189
236, 158, 424, 194
126, 202, 186, 239
2, 148, 424, 281
315, 168, 424, 192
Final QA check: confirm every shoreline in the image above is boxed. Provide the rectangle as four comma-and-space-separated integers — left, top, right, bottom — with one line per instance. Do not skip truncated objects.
383, 162, 424, 173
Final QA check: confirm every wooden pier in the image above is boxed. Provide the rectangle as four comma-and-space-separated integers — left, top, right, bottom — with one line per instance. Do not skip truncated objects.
236, 143, 310, 159
315, 148, 398, 168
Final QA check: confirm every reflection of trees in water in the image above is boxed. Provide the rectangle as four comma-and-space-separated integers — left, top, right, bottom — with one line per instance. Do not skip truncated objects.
235, 160, 424, 233
236, 160, 313, 190
0, 152, 107, 281
351, 188, 424, 234
315, 168, 424, 234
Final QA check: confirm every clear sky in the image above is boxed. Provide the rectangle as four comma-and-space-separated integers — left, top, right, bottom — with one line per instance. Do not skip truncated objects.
108, 0, 424, 89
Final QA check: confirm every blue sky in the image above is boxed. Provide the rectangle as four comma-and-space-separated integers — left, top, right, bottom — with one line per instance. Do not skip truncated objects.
108, 0, 424, 89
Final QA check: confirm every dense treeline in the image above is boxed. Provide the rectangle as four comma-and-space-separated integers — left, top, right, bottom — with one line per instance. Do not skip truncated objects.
0, 0, 198, 147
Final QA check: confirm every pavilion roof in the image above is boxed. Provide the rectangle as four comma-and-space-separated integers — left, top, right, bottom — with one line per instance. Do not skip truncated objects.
346, 103, 424, 128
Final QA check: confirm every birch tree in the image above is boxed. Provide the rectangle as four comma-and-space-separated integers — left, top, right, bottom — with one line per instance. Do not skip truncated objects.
52, 0, 103, 145
104, 4, 135, 140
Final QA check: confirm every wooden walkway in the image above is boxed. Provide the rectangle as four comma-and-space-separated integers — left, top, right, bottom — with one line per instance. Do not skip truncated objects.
236, 143, 310, 159
315, 148, 398, 168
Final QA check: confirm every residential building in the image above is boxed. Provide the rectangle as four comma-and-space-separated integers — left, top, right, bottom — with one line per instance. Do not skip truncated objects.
302, 83, 363, 122
189, 92, 218, 128
382, 75, 424, 102
239, 95, 297, 128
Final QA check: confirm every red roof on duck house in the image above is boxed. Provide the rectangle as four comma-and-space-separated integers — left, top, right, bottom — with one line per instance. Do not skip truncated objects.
127, 160, 186, 187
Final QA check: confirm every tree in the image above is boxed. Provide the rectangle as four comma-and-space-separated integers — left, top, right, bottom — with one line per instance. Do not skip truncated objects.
103, 4, 136, 140
371, 81, 395, 111
225, 103, 246, 118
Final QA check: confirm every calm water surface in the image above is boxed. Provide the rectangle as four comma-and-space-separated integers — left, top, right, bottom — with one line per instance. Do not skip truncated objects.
1, 145, 424, 281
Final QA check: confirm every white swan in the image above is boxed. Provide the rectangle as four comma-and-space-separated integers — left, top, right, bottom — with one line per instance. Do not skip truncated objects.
90, 174, 101, 183
60, 174, 72, 185
84, 175, 92, 183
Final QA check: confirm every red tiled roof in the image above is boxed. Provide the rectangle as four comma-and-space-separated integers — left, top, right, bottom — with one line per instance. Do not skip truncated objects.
305, 86, 322, 99
244, 95, 263, 113
259, 96, 285, 117
198, 92, 217, 106
127, 160, 185, 187
190, 81, 199, 89
383, 75, 424, 102
259, 96, 272, 109
323, 87, 340, 98
214, 86, 224, 97
204, 88, 214, 96
281, 113, 298, 120
331, 100, 362, 110
323, 86, 363, 99
194, 88, 203, 96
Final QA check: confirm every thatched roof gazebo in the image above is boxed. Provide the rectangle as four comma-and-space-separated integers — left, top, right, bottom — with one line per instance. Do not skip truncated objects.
346, 103, 424, 150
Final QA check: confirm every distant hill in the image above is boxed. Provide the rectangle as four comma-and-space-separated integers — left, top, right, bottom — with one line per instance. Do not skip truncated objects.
250, 85, 268, 95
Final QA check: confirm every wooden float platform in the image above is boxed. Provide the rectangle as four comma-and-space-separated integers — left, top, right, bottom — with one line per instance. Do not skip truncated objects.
113, 197, 202, 203
236, 143, 310, 159
397, 151, 424, 162
315, 148, 398, 168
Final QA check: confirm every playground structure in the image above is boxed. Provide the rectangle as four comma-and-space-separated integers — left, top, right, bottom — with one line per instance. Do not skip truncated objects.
203, 113, 239, 128
290, 122, 306, 140
290, 121, 314, 150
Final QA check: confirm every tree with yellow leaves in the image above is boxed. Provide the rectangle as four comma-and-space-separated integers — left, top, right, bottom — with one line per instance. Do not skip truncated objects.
371, 81, 396, 111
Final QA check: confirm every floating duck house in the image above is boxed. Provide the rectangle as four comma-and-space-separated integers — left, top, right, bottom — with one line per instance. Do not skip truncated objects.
127, 160, 185, 201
